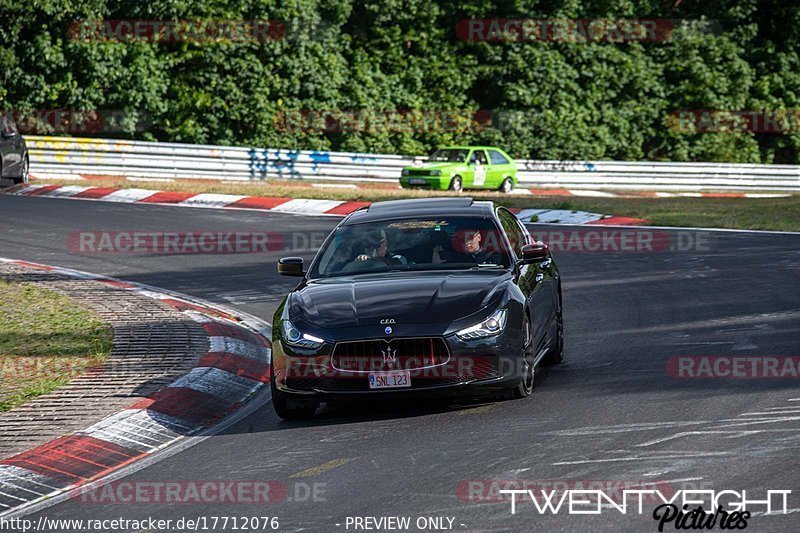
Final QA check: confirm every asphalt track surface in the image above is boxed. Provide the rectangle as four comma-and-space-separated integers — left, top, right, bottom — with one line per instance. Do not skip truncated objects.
1, 194, 799, 532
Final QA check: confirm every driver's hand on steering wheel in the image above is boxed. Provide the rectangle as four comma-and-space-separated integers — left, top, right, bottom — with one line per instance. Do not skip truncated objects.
357, 254, 370, 261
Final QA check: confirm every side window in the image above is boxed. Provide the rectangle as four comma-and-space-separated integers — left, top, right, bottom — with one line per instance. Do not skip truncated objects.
497, 209, 524, 254
488, 150, 509, 165
469, 149, 488, 165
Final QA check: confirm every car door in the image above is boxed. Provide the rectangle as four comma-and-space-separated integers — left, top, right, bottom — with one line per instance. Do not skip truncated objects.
515, 212, 558, 346
497, 208, 553, 353
0, 115, 22, 177
487, 149, 511, 188
467, 149, 488, 188
0, 115, 13, 177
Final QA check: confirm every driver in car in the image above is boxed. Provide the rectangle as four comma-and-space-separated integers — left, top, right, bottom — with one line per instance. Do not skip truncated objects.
456, 229, 502, 265
356, 230, 404, 265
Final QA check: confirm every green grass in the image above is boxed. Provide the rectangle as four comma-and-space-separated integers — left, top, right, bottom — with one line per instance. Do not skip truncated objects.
0, 279, 113, 411
514, 195, 800, 232
37, 177, 800, 232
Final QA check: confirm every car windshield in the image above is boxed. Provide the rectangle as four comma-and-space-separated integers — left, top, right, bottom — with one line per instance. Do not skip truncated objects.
310, 217, 512, 278
429, 149, 469, 163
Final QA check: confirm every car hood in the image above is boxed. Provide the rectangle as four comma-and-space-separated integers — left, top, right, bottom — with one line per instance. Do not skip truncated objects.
289, 270, 510, 329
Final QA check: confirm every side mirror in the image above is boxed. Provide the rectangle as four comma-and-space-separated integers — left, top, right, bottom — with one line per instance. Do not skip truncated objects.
1, 130, 17, 139
520, 242, 549, 263
278, 257, 305, 277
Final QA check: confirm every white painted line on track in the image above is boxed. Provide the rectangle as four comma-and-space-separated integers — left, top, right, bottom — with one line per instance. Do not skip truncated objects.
568, 189, 618, 197
178, 193, 246, 207
208, 336, 270, 360
312, 183, 358, 189
271, 198, 344, 214
169, 367, 261, 403
38, 185, 91, 197
100, 188, 159, 202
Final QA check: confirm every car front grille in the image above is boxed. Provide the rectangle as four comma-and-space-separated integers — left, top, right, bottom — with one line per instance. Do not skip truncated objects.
331, 337, 449, 372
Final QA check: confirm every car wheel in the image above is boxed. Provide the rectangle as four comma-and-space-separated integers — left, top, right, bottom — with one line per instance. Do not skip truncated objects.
542, 290, 565, 366
12, 156, 29, 184
270, 365, 317, 420
449, 176, 463, 193
499, 177, 514, 194
512, 313, 534, 398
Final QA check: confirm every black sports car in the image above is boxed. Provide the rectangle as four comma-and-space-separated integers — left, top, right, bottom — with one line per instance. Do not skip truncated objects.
0, 114, 29, 185
271, 197, 563, 419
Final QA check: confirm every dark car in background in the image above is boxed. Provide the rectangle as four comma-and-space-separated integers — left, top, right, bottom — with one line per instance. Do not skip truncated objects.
0, 114, 29, 184
271, 197, 564, 419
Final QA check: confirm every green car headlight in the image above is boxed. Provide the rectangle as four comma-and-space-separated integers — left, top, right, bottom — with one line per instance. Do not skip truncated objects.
430, 170, 442, 176
402, 169, 410, 176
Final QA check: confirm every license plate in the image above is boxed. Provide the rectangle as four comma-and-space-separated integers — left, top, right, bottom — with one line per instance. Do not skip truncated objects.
369, 371, 411, 389
408, 178, 427, 185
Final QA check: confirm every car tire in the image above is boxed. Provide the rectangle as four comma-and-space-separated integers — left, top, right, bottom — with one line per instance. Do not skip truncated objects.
449, 176, 463, 193
12, 155, 29, 185
270, 365, 318, 420
541, 289, 565, 366
512, 313, 534, 398
499, 177, 514, 194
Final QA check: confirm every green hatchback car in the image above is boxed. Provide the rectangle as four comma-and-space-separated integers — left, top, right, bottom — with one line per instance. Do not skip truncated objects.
400, 146, 518, 193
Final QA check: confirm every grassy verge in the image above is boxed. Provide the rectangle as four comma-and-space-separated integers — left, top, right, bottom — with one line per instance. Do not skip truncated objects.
0, 279, 113, 411
35, 176, 800, 232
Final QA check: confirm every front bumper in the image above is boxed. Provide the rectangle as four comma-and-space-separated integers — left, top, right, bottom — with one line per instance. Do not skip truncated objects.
272, 331, 524, 400
399, 175, 450, 190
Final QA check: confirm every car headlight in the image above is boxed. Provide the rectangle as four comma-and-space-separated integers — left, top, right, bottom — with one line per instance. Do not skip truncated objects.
430, 170, 442, 176
402, 169, 410, 176
455, 309, 507, 340
281, 320, 324, 349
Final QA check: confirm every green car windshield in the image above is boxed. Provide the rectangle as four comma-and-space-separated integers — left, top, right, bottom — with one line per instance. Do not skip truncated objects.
430, 149, 469, 163
309, 217, 512, 278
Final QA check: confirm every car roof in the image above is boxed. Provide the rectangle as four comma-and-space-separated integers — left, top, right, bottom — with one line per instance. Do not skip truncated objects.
436, 146, 507, 151
343, 198, 496, 225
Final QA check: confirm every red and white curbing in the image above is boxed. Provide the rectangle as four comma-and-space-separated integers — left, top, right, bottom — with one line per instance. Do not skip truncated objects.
5, 182, 371, 217
25, 173, 794, 199
2, 183, 645, 225
518, 188, 791, 199
0, 258, 272, 517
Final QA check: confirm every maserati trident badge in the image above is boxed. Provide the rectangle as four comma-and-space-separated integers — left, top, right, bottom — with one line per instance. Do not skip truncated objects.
382, 346, 397, 366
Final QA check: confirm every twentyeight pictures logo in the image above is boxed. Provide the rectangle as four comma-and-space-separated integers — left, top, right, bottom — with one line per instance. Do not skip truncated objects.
459, 481, 792, 530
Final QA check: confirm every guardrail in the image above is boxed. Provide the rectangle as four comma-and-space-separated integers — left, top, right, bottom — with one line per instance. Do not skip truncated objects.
25, 136, 800, 192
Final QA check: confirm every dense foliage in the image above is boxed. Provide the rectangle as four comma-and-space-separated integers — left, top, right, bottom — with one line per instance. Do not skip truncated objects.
1, 0, 798, 162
